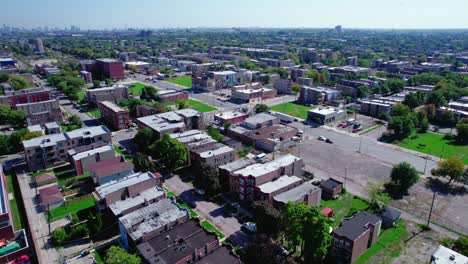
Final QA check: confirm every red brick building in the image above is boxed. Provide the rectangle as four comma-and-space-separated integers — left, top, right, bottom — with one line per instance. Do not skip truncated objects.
98, 101, 130, 130
214, 110, 249, 124
0, 87, 51, 108
156, 90, 189, 103
95, 58, 125, 80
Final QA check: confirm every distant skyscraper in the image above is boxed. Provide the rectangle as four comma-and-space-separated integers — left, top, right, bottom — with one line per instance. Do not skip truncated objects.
35, 38, 45, 53
335, 25, 342, 34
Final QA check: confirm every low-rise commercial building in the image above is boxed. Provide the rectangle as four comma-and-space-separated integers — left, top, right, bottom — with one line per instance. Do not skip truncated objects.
118, 199, 189, 249
16, 99, 63, 126
332, 211, 382, 264
98, 101, 130, 130
86, 85, 129, 105
214, 110, 249, 125
228, 124, 299, 152
243, 113, 279, 129
307, 107, 346, 124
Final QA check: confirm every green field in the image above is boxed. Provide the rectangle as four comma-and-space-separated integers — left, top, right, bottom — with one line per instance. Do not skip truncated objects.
321, 193, 370, 227
397, 133, 468, 164
167, 76, 192, 88
355, 220, 407, 264
87, 108, 101, 118
48, 196, 96, 222
77, 90, 86, 101
164, 99, 217, 112
5, 174, 25, 230
128, 82, 159, 96
269, 102, 315, 119
200, 220, 225, 239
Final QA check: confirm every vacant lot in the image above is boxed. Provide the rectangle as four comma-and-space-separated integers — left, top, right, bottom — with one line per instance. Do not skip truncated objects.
164, 99, 217, 112
397, 133, 467, 164
269, 102, 314, 119
49, 196, 96, 222
167, 76, 192, 88
129, 82, 158, 96
321, 193, 370, 227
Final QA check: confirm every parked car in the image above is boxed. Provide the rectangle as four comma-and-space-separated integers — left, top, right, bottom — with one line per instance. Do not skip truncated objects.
311, 179, 322, 185
325, 138, 333, 144
318, 136, 326, 141
352, 128, 360, 133
242, 222, 257, 233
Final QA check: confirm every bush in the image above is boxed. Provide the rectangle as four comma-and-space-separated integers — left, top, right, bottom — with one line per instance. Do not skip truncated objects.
453, 236, 468, 256
444, 132, 455, 140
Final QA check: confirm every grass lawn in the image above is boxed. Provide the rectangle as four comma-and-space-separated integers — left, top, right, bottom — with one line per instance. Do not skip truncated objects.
321, 193, 370, 227
164, 99, 217, 112
269, 102, 315, 119
397, 133, 468, 164
77, 90, 86, 101
5, 174, 25, 231
355, 220, 408, 264
113, 144, 133, 162
34, 165, 88, 186
93, 250, 104, 264
129, 82, 159, 96
167, 76, 192, 88
87, 108, 101, 118
359, 124, 384, 135
48, 196, 96, 222
200, 220, 225, 239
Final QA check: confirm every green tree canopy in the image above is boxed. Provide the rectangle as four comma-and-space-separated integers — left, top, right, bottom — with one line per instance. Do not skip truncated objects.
431, 157, 466, 185
133, 153, 155, 173
254, 104, 269, 114
105, 246, 141, 264
0, 72, 9, 82
388, 162, 419, 195
150, 133, 188, 172
8, 76, 29, 90
456, 122, 468, 144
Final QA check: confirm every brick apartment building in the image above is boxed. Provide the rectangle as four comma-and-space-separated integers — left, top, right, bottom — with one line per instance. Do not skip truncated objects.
219, 154, 303, 202
94, 58, 125, 80
299, 86, 340, 105
86, 85, 129, 105
231, 83, 277, 103
0, 167, 30, 263
214, 110, 249, 125
16, 99, 63, 126
156, 89, 189, 103
0, 87, 51, 108
332, 211, 382, 263
98, 101, 130, 130
23, 126, 112, 171
80, 70, 93, 84
136, 109, 204, 138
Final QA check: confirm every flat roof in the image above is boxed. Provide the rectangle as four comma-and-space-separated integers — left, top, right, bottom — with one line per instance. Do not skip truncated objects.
96, 58, 120, 63
65, 125, 110, 139
125, 61, 150, 66
0, 168, 7, 215
71, 145, 114, 161
308, 107, 344, 116
119, 199, 188, 241
431, 245, 468, 264
87, 85, 126, 92
274, 181, 321, 203
27, 124, 43, 133
234, 154, 300, 178
257, 175, 302, 194
212, 70, 236, 75
243, 113, 278, 126
44, 122, 60, 129
199, 145, 234, 158
95, 171, 155, 199
219, 158, 256, 173
99, 100, 127, 112
109, 187, 165, 216
22, 133, 67, 148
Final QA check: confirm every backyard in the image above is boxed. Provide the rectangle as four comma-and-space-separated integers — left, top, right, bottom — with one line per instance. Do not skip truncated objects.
321, 193, 370, 227
269, 102, 315, 119
397, 133, 468, 164
164, 99, 217, 112
33, 165, 90, 185
48, 196, 96, 222
167, 76, 192, 88
5, 173, 26, 230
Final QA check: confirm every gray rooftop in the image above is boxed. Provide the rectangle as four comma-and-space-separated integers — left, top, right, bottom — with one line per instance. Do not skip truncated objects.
44, 122, 60, 129
274, 181, 321, 203
22, 133, 67, 148
234, 154, 300, 178
219, 158, 256, 172
96, 171, 155, 199
70, 145, 114, 161
65, 125, 110, 139
243, 113, 278, 127
257, 175, 302, 194
109, 187, 165, 216
119, 199, 188, 241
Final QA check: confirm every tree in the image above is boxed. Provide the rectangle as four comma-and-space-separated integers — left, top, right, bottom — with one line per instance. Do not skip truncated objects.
207, 125, 223, 142
415, 111, 429, 133
424, 104, 437, 121
176, 99, 189, 110
150, 133, 188, 172
51, 227, 67, 245
104, 79, 113, 86
305, 69, 320, 82
255, 104, 268, 114
20, 131, 42, 141
356, 85, 370, 99
456, 122, 468, 144
253, 201, 283, 238
386, 78, 405, 93
241, 234, 286, 264
403, 92, 425, 109
133, 153, 155, 173
426, 90, 447, 108
437, 110, 458, 128
133, 128, 157, 154
0, 72, 9, 82
388, 162, 419, 194
105, 245, 141, 264
127, 64, 139, 72
223, 121, 232, 129
140, 86, 158, 101
391, 103, 410, 117
431, 157, 466, 185
387, 115, 415, 139
193, 163, 221, 196
92, 80, 101, 88
292, 83, 301, 94
8, 76, 29, 90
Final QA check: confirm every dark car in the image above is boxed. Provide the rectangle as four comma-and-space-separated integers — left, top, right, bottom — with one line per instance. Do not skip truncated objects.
325, 138, 333, 144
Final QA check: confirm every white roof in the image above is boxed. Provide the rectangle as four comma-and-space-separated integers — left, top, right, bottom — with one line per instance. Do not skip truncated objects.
308, 107, 344, 115
212, 70, 236, 75
199, 145, 234, 158
234, 154, 299, 178
65, 125, 110, 139
431, 245, 468, 264
96, 171, 155, 199
109, 187, 165, 216
257, 175, 302, 194
71, 145, 114, 161
22, 133, 67, 148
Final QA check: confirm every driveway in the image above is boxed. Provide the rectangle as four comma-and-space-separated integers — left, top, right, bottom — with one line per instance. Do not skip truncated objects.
164, 175, 249, 246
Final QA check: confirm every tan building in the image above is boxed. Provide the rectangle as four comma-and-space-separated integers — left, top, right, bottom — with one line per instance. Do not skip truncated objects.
86, 85, 129, 105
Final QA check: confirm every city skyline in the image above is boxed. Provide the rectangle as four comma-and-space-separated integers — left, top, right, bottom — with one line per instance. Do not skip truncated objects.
1, 0, 468, 30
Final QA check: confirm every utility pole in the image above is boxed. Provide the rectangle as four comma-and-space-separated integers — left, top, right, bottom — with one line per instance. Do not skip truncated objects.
423, 156, 429, 174
358, 136, 363, 153
344, 167, 347, 187
427, 191, 436, 226
48, 204, 51, 235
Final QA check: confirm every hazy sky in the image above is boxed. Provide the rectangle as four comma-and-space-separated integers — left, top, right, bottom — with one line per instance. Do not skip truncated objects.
2, 0, 468, 29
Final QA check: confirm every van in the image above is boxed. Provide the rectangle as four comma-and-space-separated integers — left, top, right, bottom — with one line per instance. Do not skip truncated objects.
256, 153, 266, 161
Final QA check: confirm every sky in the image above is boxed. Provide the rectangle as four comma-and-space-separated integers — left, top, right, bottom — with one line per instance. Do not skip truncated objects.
2, 0, 468, 30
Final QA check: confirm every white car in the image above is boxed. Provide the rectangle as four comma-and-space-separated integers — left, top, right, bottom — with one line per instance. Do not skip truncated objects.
317, 136, 326, 141
243, 222, 257, 233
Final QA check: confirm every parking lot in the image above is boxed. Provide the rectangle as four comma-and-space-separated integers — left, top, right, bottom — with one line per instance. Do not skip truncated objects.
331, 113, 381, 135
